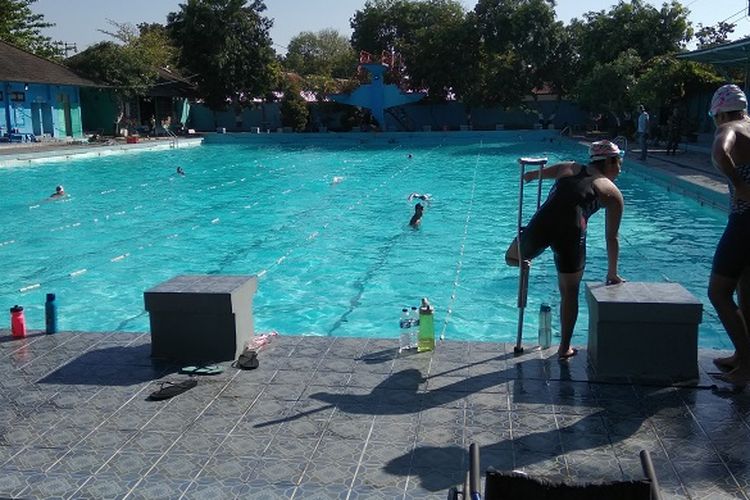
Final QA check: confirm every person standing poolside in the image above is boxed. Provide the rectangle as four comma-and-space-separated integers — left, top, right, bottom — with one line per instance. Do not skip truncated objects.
637, 105, 649, 161
665, 107, 682, 156
707, 84, 750, 385
505, 140, 625, 360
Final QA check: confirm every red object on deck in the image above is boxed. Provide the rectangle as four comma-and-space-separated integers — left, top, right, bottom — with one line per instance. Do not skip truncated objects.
126, 136, 139, 144
10, 305, 26, 338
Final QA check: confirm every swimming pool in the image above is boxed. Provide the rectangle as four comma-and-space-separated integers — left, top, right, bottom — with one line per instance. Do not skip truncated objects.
0, 132, 731, 349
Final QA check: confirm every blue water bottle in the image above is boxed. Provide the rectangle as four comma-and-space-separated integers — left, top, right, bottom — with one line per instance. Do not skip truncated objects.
45, 293, 57, 334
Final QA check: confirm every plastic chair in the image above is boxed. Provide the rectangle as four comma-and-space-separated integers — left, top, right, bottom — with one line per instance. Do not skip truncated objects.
448, 443, 662, 500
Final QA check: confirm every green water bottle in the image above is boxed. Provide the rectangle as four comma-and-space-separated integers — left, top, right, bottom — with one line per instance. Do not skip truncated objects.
417, 297, 435, 352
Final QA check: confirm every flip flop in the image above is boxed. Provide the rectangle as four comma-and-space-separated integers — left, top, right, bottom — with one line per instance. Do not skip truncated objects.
558, 348, 579, 361
148, 380, 197, 401
180, 365, 224, 375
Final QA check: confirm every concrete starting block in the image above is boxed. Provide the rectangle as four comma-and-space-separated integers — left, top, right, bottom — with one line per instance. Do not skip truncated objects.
586, 282, 702, 382
144, 275, 257, 363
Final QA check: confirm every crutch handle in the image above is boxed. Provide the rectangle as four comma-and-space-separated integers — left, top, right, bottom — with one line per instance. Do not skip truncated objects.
519, 157, 548, 166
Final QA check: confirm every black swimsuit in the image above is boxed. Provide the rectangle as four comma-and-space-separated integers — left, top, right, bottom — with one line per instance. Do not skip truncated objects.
519, 165, 601, 273
712, 164, 750, 279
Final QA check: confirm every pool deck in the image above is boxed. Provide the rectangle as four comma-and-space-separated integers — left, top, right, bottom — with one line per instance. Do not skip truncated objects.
0, 330, 748, 499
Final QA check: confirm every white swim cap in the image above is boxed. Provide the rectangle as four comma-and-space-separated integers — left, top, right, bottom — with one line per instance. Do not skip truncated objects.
588, 140, 623, 161
709, 84, 747, 117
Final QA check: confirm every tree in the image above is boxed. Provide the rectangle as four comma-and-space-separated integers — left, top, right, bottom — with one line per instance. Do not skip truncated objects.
97, 20, 177, 69
470, 0, 569, 107
167, 0, 278, 110
284, 29, 356, 79
569, 0, 692, 77
66, 42, 158, 130
573, 48, 641, 123
695, 21, 735, 49
280, 80, 309, 131
0, 0, 62, 58
631, 55, 722, 111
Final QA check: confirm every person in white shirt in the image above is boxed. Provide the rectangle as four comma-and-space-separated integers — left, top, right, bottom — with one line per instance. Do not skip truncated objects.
637, 104, 650, 161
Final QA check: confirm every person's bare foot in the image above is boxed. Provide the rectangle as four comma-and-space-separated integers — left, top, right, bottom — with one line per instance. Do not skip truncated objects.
715, 366, 750, 387
558, 347, 578, 360
713, 354, 738, 372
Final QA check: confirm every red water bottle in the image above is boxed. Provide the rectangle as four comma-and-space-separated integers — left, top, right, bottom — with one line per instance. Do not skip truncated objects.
10, 305, 26, 339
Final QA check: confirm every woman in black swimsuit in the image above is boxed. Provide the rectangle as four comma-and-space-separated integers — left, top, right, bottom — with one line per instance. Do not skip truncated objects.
505, 140, 625, 359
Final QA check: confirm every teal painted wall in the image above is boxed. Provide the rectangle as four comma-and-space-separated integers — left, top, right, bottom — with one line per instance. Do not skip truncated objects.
0, 81, 86, 138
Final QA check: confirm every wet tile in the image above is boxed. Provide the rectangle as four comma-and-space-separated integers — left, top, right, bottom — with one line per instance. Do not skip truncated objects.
197, 454, 258, 482
97, 451, 161, 479
18, 472, 89, 499
125, 474, 191, 500
70, 473, 139, 499
299, 460, 358, 487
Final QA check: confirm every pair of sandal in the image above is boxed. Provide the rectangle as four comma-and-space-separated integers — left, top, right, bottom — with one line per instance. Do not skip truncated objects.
147, 364, 224, 401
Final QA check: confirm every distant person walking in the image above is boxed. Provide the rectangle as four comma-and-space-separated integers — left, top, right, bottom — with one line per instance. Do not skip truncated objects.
637, 104, 650, 161
707, 84, 750, 385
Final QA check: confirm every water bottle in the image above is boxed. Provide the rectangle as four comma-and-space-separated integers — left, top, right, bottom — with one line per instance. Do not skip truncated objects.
10, 305, 26, 339
538, 303, 552, 349
417, 298, 435, 352
45, 293, 57, 334
409, 306, 419, 349
399, 308, 411, 352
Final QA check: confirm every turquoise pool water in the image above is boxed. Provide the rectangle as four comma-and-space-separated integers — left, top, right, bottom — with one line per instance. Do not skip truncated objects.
0, 132, 730, 349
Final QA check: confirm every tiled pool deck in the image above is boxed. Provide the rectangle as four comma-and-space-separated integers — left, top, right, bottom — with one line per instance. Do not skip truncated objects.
0, 331, 748, 499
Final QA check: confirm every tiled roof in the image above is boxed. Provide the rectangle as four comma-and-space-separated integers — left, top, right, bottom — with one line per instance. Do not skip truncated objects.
0, 39, 98, 87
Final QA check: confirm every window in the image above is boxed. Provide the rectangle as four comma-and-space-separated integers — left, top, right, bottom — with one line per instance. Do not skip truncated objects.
10, 92, 25, 102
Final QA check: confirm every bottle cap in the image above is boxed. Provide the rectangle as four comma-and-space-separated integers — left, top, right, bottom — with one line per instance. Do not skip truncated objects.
402, 308, 408, 312
10, 305, 23, 313
46, 293, 55, 301
540, 303, 551, 312
420, 297, 434, 313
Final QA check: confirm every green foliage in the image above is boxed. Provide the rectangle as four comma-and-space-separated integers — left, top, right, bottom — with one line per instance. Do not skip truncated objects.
280, 81, 309, 131
167, 0, 277, 110
569, 0, 692, 76
97, 20, 177, 70
694, 21, 735, 49
65, 42, 156, 99
0, 0, 62, 59
573, 49, 641, 114
630, 55, 723, 110
284, 29, 356, 79
470, 0, 568, 106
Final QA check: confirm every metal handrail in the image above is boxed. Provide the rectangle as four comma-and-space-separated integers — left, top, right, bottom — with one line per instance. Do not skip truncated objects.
165, 128, 179, 149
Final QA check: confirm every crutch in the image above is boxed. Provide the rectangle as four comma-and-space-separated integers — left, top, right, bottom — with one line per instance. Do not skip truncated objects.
513, 157, 547, 354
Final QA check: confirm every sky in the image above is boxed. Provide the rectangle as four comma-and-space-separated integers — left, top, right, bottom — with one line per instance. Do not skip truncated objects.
34, 0, 750, 56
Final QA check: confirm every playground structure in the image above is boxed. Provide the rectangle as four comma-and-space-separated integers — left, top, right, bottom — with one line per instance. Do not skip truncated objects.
328, 51, 426, 131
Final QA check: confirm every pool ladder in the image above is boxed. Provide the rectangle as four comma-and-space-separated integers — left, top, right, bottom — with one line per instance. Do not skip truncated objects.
514, 157, 547, 354
165, 128, 179, 149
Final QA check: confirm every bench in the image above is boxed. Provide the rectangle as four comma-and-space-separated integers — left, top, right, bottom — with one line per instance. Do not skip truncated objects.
586, 282, 702, 382
144, 275, 257, 363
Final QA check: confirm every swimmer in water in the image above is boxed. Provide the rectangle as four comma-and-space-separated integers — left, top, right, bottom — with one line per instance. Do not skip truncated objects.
407, 192, 432, 203
331, 176, 345, 185
176, 166, 185, 176
409, 202, 424, 228
49, 185, 66, 199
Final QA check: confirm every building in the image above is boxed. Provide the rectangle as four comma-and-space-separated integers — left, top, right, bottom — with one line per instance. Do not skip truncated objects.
0, 40, 96, 140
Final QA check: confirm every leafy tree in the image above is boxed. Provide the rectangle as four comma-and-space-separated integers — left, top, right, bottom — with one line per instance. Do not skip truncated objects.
97, 20, 177, 69
470, 0, 569, 106
631, 55, 723, 110
284, 29, 356, 79
569, 0, 692, 77
280, 80, 309, 131
0, 0, 62, 58
573, 48, 641, 121
167, 0, 278, 110
694, 21, 735, 49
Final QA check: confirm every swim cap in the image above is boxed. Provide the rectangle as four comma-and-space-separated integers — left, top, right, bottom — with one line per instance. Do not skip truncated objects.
589, 140, 622, 161
56, 185, 63, 193
709, 84, 747, 117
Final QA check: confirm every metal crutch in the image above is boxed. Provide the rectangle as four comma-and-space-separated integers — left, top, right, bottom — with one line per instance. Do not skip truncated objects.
513, 157, 547, 354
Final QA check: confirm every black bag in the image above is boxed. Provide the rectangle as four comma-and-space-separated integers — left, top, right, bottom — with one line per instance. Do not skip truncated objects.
234, 348, 259, 370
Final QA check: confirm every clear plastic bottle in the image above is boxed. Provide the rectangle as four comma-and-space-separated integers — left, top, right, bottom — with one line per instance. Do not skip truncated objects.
409, 306, 419, 349
538, 303, 552, 349
399, 308, 411, 352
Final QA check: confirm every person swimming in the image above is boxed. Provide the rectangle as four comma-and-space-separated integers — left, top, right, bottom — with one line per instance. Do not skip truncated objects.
49, 185, 66, 199
407, 192, 431, 203
331, 176, 345, 185
409, 202, 424, 228
176, 166, 185, 176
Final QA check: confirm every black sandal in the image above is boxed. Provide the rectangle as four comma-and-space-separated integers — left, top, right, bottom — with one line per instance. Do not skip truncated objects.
148, 380, 197, 400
